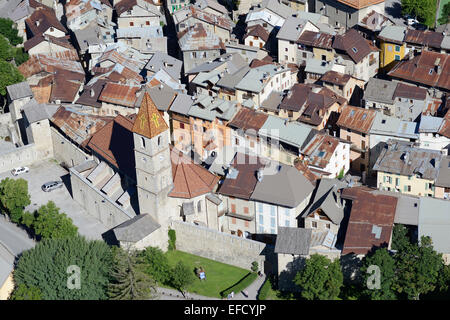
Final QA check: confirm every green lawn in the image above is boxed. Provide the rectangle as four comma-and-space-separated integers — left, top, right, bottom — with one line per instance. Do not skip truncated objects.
165, 250, 250, 298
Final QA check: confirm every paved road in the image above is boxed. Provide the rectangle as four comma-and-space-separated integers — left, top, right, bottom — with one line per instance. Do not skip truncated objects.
0, 160, 108, 240
0, 215, 35, 256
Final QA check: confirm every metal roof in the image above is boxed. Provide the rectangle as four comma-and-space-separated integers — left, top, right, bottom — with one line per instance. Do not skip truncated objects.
274, 227, 312, 255
370, 112, 419, 139
259, 115, 314, 149
250, 163, 314, 207
419, 197, 450, 254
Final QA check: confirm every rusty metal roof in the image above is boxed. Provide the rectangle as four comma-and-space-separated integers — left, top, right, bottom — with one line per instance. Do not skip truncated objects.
392, 82, 427, 101
405, 30, 444, 49
98, 82, 140, 107
333, 28, 378, 64
218, 152, 266, 200
228, 107, 268, 133
18, 53, 84, 78
298, 31, 334, 50
337, 105, 376, 134
388, 50, 450, 91
25, 7, 67, 37
51, 106, 113, 146
320, 70, 351, 86
341, 186, 397, 255
301, 133, 340, 169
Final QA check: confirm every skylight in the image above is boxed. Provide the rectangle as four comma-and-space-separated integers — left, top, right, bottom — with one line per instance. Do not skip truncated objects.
352, 47, 358, 53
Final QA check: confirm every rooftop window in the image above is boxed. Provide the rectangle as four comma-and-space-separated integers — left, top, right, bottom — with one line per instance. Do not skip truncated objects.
352, 47, 358, 53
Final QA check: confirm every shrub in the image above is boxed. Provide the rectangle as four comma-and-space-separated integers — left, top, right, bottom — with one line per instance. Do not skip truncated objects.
168, 229, 176, 251
251, 261, 259, 272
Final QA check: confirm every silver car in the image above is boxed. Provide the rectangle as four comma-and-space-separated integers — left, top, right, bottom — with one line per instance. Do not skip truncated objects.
41, 181, 64, 192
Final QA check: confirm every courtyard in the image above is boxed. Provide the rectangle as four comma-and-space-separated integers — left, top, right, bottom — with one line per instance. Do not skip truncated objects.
0, 159, 108, 240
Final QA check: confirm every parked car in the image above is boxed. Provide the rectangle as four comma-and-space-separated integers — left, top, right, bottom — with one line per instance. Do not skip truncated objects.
11, 167, 29, 176
404, 15, 419, 26
41, 181, 64, 192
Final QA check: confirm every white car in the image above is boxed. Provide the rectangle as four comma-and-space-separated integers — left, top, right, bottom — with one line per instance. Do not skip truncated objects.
11, 167, 29, 176
405, 16, 419, 26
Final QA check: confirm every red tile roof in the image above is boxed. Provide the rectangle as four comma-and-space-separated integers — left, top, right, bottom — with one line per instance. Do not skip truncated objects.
169, 148, 219, 198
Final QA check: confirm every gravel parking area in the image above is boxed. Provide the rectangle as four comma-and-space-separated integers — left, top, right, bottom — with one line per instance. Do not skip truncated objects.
0, 159, 108, 240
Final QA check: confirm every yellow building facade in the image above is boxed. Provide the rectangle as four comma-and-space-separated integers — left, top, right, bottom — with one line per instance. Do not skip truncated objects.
379, 41, 406, 71
377, 171, 436, 197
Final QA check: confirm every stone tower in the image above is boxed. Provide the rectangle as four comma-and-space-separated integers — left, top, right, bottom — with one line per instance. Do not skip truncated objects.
132, 92, 173, 226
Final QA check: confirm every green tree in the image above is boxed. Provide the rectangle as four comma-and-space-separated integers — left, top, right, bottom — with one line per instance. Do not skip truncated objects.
393, 236, 443, 300
0, 60, 24, 96
13, 47, 29, 66
401, 0, 437, 27
10, 284, 42, 300
360, 247, 397, 300
170, 261, 195, 297
294, 254, 343, 300
13, 236, 113, 300
0, 178, 31, 223
108, 247, 157, 300
0, 35, 13, 61
391, 224, 411, 251
439, 3, 450, 25
32, 201, 78, 239
0, 18, 22, 46
140, 246, 171, 285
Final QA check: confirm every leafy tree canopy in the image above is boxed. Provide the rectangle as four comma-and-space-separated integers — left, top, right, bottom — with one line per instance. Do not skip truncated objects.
401, 0, 437, 27
0, 60, 24, 96
0, 18, 22, 46
140, 246, 171, 285
170, 261, 195, 296
361, 247, 397, 300
13, 236, 113, 300
10, 284, 42, 300
32, 201, 78, 240
294, 254, 343, 300
393, 236, 443, 300
0, 178, 30, 223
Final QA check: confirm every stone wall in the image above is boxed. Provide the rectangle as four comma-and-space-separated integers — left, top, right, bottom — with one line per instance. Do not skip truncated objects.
171, 220, 266, 271
0, 144, 38, 173
51, 127, 92, 168
70, 162, 135, 230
